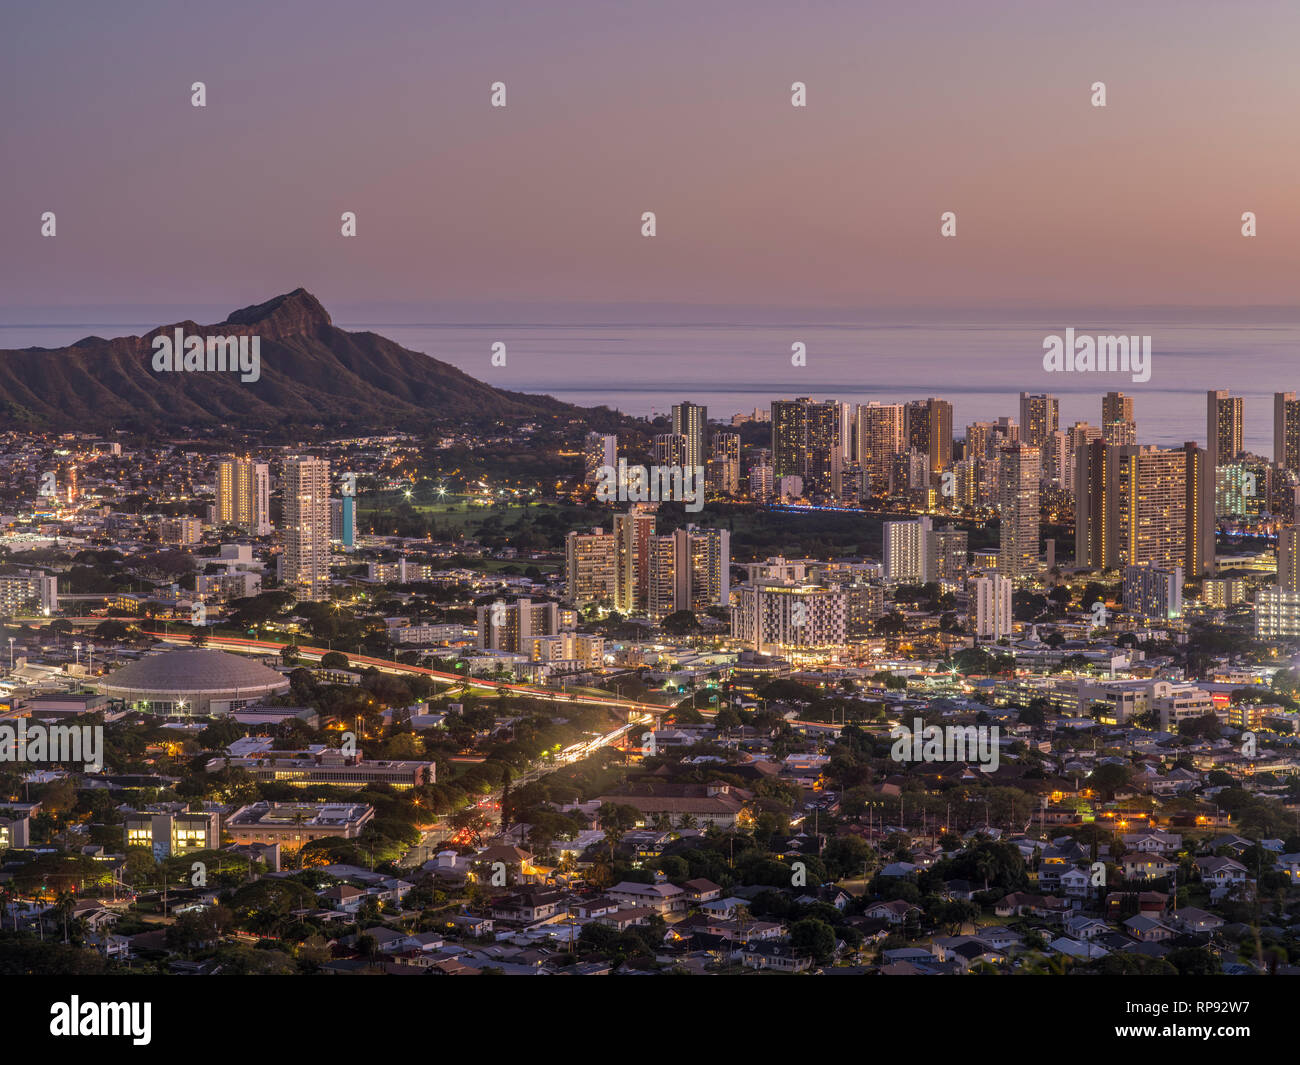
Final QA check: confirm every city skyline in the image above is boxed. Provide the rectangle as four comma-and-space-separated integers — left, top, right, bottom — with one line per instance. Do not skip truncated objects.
7, 0, 1300, 994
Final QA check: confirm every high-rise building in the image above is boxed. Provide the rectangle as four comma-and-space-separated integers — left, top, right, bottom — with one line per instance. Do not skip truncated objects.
1204, 577, 1248, 609
1271, 468, 1300, 523
1068, 423, 1102, 489
1275, 393, 1300, 475
969, 574, 1013, 639
889, 450, 930, 495
706, 433, 741, 496
1018, 393, 1059, 450
1101, 392, 1136, 446
730, 581, 847, 653
1278, 525, 1300, 594
160, 516, 202, 546
477, 598, 561, 652
966, 421, 996, 462
583, 432, 618, 484
1044, 429, 1071, 489
330, 496, 356, 549
1187, 442, 1215, 576
613, 506, 657, 614
1075, 441, 1214, 576
565, 527, 618, 606
997, 444, 1040, 579
216, 457, 272, 536
835, 401, 855, 461
1208, 389, 1244, 472
855, 403, 905, 494
671, 401, 707, 471
882, 517, 965, 584
281, 457, 331, 600
676, 524, 730, 611
883, 517, 930, 583
1123, 563, 1183, 620
529, 631, 606, 670
772, 398, 842, 498
0, 571, 58, 615
1207, 389, 1246, 519
904, 398, 953, 475
629, 524, 732, 622
652, 433, 688, 468
930, 527, 969, 583
748, 464, 774, 501
1257, 585, 1300, 638
1215, 459, 1269, 519
643, 536, 678, 622
951, 457, 982, 510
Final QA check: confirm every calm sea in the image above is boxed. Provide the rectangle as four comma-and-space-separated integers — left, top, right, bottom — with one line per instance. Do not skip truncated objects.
3, 315, 1297, 457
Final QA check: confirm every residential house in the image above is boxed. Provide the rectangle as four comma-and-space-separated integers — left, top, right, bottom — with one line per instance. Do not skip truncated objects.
608, 880, 687, 914
741, 941, 813, 972
863, 899, 921, 926
1124, 915, 1175, 942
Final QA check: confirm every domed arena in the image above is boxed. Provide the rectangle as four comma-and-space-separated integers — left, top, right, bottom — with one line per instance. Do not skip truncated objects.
95, 648, 291, 716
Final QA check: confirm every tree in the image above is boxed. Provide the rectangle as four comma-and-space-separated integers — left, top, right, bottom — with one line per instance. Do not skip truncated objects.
713, 706, 742, 731
53, 890, 76, 944
449, 808, 490, 847
356, 933, 380, 966
1089, 762, 1132, 800
165, 906, 234, 951
597, 802, 639, 861
320, 651, 350, 670
785, 915, 837, 967
661, 610, 701, 637
821, 835, 872, 880
1167, 946, 1220, 976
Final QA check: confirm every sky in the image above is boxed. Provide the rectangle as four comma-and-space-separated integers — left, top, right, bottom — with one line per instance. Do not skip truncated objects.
5, 0, 1300, 319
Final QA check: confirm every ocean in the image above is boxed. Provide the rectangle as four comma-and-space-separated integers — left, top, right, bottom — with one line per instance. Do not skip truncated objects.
3, 314, 1297, 456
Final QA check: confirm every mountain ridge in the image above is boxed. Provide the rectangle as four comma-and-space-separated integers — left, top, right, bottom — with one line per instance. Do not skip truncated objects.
0, 289, 591, 433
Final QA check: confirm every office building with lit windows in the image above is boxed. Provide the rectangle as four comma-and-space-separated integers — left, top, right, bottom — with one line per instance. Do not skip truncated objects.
1075, 441, 1214, 577
124, 810, 220, 860
216, 456, 272, 536
281, 455, 331, 600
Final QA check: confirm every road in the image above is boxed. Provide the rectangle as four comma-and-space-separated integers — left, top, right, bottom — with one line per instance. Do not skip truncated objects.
140, 630, 672, 717
398, 712, 652, 869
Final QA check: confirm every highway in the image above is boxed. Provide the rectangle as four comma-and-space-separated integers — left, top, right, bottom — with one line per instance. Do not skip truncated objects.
138, 630, 673, 717
134, 632, 668, 872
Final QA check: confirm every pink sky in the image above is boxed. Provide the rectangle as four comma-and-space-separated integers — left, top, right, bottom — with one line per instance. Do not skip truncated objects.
6, 0, 1300, 314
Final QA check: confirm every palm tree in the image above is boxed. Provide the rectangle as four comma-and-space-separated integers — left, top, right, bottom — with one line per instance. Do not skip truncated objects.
54, 890, 76, 944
